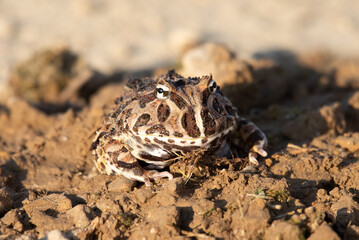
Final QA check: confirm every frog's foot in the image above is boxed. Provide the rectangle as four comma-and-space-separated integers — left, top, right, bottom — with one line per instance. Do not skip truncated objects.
237, 117, 268, 165
95, 145, 173, 187
249, 141, 268, 165
144, 171, 173, 186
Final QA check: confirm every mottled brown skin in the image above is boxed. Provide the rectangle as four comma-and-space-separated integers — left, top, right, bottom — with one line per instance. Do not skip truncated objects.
91, 70, 267, 186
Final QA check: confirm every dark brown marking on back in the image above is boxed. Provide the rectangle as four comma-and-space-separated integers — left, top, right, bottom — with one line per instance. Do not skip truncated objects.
201, 138, 208, 144
181, 108, 201, 138
165, 69, 183, 80
126, 78, 155, 92
146, 124, 170, 136
134, 135, 142, 143
168, 139, 175, 143
180, 140, 186, 144
170, 92, 187, 109
144, 137, 151, 143
133, 113, 151, 132
201, 89, 210, 106
174, 132, 183, 138
153, 137, 167, 145
139, 92, 156, 108
173, 79, 185, 88
157, 103, 171, 122
201, 108, 216, 136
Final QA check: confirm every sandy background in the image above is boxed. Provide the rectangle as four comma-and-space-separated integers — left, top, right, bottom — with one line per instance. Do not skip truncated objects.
1, 0, 359, 85
1, 1, 359, 239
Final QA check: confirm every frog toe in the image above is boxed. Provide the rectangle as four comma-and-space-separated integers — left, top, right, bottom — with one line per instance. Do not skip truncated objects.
149, 171, 173, 181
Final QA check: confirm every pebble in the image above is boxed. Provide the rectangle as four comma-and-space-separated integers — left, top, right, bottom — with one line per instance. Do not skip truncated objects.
307, 223, 340, 240
134, 188, 154, 204
107, 176, 134, 192
66, 204, 95, 228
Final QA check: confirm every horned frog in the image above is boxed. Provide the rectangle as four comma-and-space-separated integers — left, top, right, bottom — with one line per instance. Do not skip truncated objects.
91, 71, 267, 186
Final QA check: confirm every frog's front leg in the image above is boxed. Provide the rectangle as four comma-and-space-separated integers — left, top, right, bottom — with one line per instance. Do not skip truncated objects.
237, 117, 268, 165
94, 143, 173, 186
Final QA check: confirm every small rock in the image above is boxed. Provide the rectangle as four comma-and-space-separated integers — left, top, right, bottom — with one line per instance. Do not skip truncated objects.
23, 193, 72, 213
265, 158, 273, 167
162, 177, 183, 194
329, 187, 341, 199
1, 209, 23, 232
335, 133, 359, 152
231, 198, 271, 238
66, 204, 95, 228
96, 198, 122, 213
133, 188, 155, 204
147, 205, 179, 226
264, 220, 303, 240
56, 195, 73, 213
107, 176, 134, 192
308, 223, 340, 240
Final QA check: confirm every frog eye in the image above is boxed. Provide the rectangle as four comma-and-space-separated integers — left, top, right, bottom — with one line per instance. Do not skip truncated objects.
208, 80, 217, 93
156, 84, 170, 100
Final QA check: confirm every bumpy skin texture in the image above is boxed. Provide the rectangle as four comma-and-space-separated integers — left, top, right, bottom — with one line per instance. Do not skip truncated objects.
91, 71, 267, 186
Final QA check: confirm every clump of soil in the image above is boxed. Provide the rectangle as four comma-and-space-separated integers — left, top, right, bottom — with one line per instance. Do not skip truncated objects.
8, 46, 97, 104
1, 43, 359, 239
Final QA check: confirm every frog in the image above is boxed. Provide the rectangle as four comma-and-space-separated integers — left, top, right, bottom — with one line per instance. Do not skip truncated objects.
91, 70, 267, 186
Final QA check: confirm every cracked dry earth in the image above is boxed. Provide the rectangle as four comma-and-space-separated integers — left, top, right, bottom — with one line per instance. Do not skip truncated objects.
0, 43, 359, 239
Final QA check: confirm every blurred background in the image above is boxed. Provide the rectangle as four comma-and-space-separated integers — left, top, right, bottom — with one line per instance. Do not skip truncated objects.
1, 0, 359, 88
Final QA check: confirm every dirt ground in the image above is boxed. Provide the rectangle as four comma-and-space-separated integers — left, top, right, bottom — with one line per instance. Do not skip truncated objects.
0, 43, 359, 239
